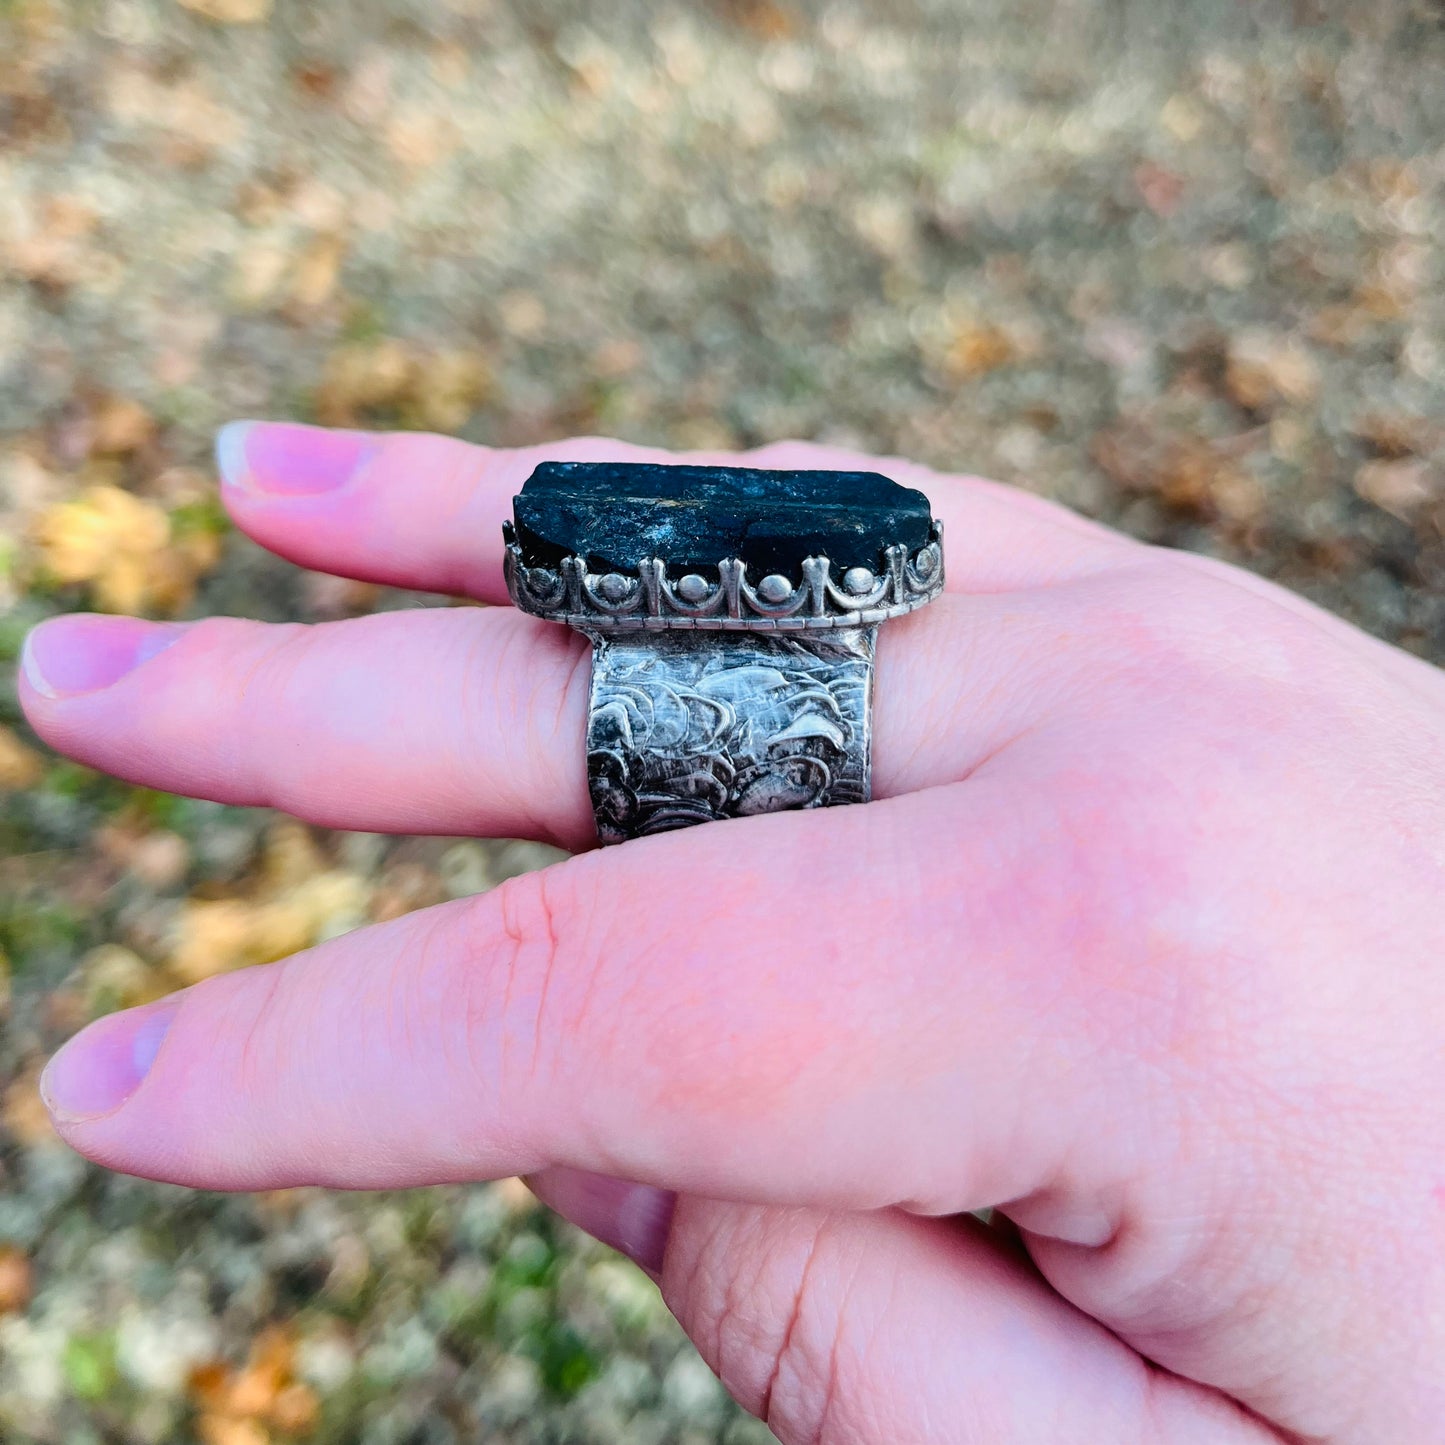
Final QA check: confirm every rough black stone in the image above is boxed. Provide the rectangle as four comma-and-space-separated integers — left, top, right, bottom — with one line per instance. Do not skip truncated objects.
513, 462, 933, 575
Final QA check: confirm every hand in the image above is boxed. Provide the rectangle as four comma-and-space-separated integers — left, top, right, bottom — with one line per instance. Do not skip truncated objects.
21, 425, 1445, 1444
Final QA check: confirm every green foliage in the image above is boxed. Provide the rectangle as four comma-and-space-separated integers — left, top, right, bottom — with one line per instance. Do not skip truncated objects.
169, 494, 232, 541
533, 1320, 602, 1400
62, 1331, 119, 1403
0, 893, 86, 970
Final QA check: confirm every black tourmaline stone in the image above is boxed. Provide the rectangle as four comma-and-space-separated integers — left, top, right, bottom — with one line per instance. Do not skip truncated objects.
513, 462, 932, 575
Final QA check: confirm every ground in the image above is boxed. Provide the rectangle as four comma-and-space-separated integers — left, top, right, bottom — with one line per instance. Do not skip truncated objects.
2, 1, 1444, 1441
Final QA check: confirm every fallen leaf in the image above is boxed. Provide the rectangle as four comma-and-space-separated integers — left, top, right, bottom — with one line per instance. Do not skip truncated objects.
720, 0, 798, 39
197, 1418, 269, 1445
81, 944, 158, 1010
385, 108, 456, 168
136, 831, 191, 889
2, 1066, 55, 1147
33, 485, 168, 583
288, 234, 345, 309
0, 726, 44, 791
1308, 303, 1371, 349
1224, 332, 1320, 411
90, 396, 156, 455
1354, 460, 1436, 520
851, 195, 913, 258
262, 820, 326, 890
1091, 422, 1261, 522
1160, 94, 1205, 142
176, 0, 273, 22
0, 1247, 32, 1315
499, 290, 546, 339
169, 899, 256, 984
369, 861, 445, 923
31, 485, 212, 613
315, 340, 416, 425
944, 322, 1017, 379
40, 195, 100, 240
413, 349, 491, 431
107, 67, 245, 152
169, 857, 368, 983
226, 1327, 294, 1418
1351, 411, 1434, 459
190, 1325, 315, 1441
95, 822, 191, 889
231, 239, 292, 308
269, 1382, 319, 1434
189, 1361, 233, 1414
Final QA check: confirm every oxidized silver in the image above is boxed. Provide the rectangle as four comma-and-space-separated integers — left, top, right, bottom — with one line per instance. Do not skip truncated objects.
504, 526, 944, 632
503, 520, 944, 844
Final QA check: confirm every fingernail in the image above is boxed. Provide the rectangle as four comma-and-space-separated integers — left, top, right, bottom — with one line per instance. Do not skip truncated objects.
217, 420, 378, 497
41, 996, 180, 1122
22, 616, 188, 699
527, 1167, 676, 1277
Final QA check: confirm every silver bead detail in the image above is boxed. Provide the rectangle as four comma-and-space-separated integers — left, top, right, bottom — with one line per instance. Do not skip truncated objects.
842, 566, 876, 596
914, 547, 937, 578
598, 573, 629, 602
676, 573, 709, 603
757, 574, 792, 603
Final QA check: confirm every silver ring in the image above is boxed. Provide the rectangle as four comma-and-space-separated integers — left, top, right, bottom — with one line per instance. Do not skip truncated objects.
505, 462, 944, 844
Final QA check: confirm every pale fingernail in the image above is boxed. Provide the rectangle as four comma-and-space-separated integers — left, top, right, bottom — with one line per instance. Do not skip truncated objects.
217, 420, 378, 497
41, 996, 180, 1122
527, 1167, 676, 1277
22, 616, 188, 699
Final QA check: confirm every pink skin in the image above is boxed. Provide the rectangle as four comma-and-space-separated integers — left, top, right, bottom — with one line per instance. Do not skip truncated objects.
20, 423, 1445, 1444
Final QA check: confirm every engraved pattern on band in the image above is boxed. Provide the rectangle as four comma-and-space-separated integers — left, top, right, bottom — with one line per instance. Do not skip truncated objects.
582, 628, 875, 845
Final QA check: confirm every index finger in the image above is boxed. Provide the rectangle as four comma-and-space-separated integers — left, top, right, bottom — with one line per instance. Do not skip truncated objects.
216, 425, 1131, 603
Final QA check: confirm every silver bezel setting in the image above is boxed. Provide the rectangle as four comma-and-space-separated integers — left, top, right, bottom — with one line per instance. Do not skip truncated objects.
504, 519, 944, 632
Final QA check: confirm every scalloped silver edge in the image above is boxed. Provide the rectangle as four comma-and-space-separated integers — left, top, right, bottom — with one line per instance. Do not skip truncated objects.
504, 520, 944, 631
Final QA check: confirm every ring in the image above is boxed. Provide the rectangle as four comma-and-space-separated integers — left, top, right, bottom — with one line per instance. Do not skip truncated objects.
504, 462, 944, 844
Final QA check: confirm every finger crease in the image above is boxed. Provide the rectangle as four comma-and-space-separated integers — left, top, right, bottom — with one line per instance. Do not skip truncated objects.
528, 874, 562, 1086
761, 1217, 830, 1430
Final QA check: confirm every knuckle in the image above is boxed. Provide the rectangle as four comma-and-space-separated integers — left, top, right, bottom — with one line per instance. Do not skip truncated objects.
670, 1205, 848, 1445
230, 962, 290, 1099
229, 621, 320, 801
454, 866, 596, 1104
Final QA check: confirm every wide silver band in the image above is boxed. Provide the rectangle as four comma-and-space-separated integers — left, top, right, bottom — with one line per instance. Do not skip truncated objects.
583, 627, 874, 844
504, 522, 943, 845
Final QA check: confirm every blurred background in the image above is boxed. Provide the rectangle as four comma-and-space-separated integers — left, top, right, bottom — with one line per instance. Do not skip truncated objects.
2, 1, 1444, 1441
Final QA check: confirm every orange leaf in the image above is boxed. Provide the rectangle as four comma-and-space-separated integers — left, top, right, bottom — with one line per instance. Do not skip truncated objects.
0, 1246, 33, 1315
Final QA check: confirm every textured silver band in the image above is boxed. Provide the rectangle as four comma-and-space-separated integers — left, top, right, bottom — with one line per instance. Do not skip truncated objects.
504, 522, 942, 845
583, 627, 875, 845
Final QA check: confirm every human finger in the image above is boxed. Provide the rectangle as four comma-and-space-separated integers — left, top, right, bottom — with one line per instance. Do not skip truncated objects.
528, 1170, 1282, 1445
